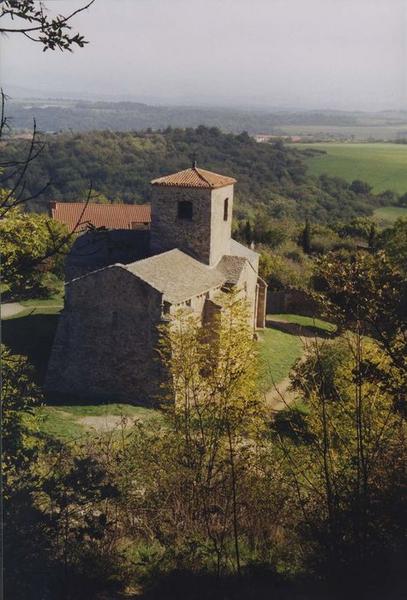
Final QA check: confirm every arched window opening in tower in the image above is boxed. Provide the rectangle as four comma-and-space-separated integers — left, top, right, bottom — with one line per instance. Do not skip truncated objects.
223, 197, 229, 221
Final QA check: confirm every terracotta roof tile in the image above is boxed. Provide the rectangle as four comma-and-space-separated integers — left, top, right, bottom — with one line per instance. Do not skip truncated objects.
50, 202, 151, 233
151, 166, 236, 189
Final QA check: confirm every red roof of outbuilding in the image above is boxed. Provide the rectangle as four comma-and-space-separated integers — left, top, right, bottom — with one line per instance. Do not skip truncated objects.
50, 202, 151, 233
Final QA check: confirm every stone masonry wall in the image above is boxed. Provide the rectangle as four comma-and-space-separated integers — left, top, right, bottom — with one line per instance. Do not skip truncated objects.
150, 187, 212, 264
45, 265, 164, 404
210, 184, 234, 266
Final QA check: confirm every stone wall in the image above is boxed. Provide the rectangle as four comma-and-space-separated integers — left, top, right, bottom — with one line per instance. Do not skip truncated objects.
45, 265, 164, 404
210, 184, 234, 266
150, 184, 235, 267
237, 256, 260, 330
267, 288, 318, 317
150, 186, 213, 264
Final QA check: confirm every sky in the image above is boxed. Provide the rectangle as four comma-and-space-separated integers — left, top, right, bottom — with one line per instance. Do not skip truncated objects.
1, 0, 406, 110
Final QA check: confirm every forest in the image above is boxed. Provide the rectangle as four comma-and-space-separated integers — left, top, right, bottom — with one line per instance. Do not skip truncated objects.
7, 98, 407, 139
1, 126, 396, 223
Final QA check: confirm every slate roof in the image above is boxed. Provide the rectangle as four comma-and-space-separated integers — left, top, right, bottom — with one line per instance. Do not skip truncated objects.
65, 229, 150, 281
50, 202, 151, 233
229, 239, 259, 263
124, 249, 225, 304
151, 166, 236, 189
216, 255, 247, 284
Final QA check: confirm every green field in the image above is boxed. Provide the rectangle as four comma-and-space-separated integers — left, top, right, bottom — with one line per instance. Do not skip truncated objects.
373, 206, 407, 226
294, 142, 407, 194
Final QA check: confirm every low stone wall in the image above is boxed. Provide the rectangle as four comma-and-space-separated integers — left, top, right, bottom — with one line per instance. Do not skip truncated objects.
267, 288, 319, 317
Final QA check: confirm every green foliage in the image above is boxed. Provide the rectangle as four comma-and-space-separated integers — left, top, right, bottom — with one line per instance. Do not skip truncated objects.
127, 291, 266, 574
259, 250, 312, 291
378, 218, 407, 273
284, 334, 407, 578
2, 127, 386, 222
0, 206, 70, 297
1, 345, 42, 489
299, 218, 311, 254
0, 0, 92, 51
337, 216, 373, 240
313, 250, 407, 413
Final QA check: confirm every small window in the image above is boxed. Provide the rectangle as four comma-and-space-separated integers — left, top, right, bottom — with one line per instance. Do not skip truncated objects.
223, 198, 229, 221
177, 200, 193, 220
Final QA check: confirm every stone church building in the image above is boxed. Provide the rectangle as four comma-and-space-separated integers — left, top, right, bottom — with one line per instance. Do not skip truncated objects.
46, 165, 267, 403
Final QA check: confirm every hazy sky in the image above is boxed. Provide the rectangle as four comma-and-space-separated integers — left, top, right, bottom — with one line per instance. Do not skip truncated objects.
1, 0, 406, 110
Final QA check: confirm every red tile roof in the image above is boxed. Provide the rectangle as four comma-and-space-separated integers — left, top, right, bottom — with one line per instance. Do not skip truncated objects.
151, 166, 236, 189
50, 202, 151, 233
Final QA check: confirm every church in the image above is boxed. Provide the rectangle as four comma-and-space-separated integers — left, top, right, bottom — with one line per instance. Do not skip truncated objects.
45, 165, 267, 403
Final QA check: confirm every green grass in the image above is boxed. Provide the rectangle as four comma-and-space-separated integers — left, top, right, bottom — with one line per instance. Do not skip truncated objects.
373, 206, 407, 226
258, 327, 303, 386
294, 142, 407, 194
35, 403, 163, 442
21, 298, 64, 308
270, 313, 335, 334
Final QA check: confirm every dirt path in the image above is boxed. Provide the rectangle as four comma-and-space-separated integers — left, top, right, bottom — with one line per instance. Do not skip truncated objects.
78, 415, 139, 431
0, 302, 25, 319
263, 330, 329, 412
264, 377, 298, 411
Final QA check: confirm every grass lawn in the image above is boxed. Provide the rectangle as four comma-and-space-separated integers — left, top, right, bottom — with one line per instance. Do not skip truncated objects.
270, 313, 336, 334
293, 142, 407, 194
258, 327, 303, 387
373, 206, 407, 226
35, 403, 163, 442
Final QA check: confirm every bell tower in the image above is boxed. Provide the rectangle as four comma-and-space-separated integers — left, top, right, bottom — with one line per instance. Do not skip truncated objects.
150, 164, 236, 266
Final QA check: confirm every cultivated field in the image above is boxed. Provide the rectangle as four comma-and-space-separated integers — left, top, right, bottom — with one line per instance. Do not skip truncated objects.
373, 206, 407, 226
294, 142, 407, 194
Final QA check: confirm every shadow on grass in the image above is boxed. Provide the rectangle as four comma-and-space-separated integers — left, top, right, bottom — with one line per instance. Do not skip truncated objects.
266, 319, 334, 339
2, 312, 59, 383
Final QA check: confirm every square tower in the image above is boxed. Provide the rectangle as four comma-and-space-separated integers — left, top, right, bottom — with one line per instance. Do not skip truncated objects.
150, 165, 236, 266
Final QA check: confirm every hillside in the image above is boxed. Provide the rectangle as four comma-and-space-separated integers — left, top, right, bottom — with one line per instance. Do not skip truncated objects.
2, 127, 386, 223
7, 99, 407, 140
295, 142, 407, 195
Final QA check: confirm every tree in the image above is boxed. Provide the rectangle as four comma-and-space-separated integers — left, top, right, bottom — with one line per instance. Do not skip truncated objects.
299, 217, 311, 254
313, 250, 407, 413
286, 334, 406, 585
0, 206, 71, 296
379, 218, 407, 274
124, 291, 264, 575
350, 179, 372, 195
368, 221, 377, 249
0, 0, 94, 51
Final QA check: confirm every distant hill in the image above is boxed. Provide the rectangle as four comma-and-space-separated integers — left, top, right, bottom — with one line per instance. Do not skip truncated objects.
6, 99, 407, 140
2, 127, 387, 223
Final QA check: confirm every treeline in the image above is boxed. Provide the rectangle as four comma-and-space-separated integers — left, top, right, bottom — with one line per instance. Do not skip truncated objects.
7, 101, 372, 135
2, 126, 391, 222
